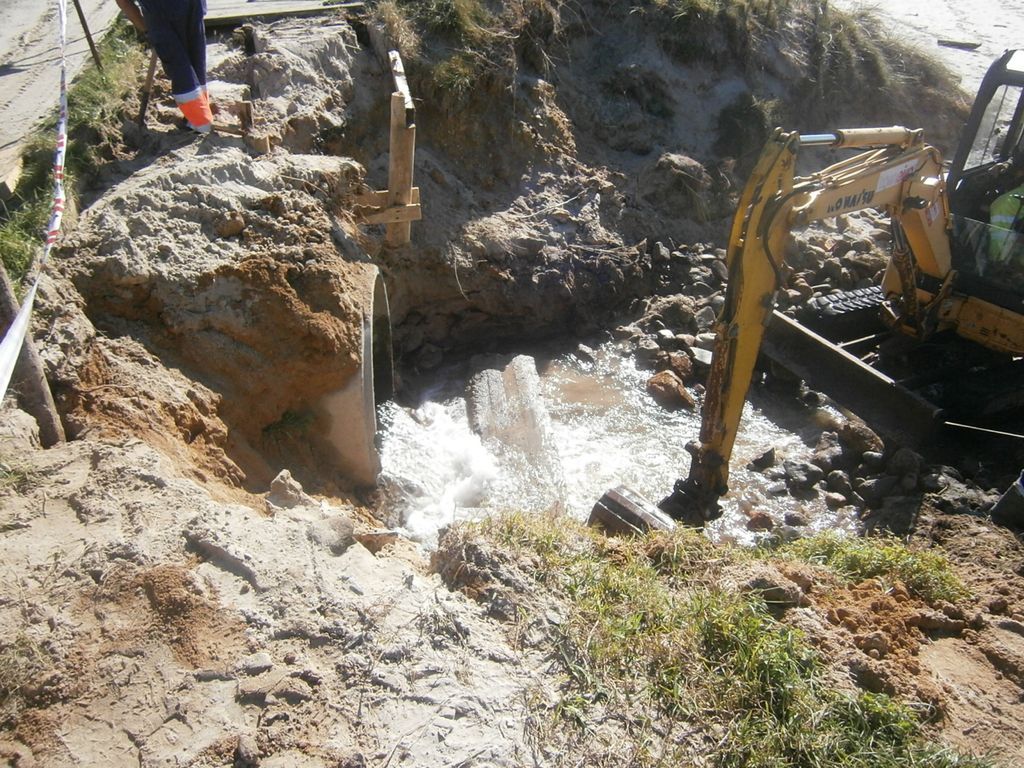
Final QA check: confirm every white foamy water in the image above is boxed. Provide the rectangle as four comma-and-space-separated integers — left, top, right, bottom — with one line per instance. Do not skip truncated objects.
379, 342, 857, 547
378, 399, 499, 543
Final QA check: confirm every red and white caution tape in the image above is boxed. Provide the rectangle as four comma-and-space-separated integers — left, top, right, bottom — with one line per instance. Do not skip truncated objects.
0, 0, 69, 401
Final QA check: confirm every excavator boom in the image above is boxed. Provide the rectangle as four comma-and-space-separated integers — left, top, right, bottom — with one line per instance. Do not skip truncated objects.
660, 127, 950, 524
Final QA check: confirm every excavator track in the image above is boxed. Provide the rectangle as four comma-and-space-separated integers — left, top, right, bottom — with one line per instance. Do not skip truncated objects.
797, 286, 885, 341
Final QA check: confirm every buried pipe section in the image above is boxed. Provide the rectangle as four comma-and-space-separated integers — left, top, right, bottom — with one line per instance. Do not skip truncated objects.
318, 267, 393, 487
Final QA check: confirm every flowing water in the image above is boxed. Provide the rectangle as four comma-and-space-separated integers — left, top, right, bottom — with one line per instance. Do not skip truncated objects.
378, 341, 858, 547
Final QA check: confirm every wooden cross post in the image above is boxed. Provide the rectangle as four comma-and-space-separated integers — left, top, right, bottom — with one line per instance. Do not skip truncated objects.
385, 51, 416, 247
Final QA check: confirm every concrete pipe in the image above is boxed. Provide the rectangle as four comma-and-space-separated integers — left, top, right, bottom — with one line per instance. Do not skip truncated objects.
318, 267, 394, 487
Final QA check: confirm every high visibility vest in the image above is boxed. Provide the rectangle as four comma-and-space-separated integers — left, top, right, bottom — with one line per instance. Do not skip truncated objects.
990, 183, 1024, 264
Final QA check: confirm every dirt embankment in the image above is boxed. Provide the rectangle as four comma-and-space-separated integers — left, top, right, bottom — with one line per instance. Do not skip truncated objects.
1, 1, 1021, 766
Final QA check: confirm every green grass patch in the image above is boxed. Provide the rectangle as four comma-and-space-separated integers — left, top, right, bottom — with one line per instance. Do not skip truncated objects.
467, 514, 987, 766
0, 20, 146, 282
410, 0, 492, 42
783, 531, 969, 604
367, 0, 563, 104
0, 457, 38, 495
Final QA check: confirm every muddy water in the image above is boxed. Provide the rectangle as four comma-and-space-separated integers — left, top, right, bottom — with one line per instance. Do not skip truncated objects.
379, 343, 858, 547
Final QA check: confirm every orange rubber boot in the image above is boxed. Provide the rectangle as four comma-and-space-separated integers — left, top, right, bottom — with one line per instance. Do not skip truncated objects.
176, 91, 213, 133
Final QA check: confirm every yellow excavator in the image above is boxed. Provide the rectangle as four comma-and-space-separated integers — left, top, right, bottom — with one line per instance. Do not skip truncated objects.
649, 49, 1024, 525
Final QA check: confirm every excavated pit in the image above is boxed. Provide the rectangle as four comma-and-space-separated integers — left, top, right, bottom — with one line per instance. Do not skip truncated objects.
10, 7, 1024, 767
31, 10, 1023, 536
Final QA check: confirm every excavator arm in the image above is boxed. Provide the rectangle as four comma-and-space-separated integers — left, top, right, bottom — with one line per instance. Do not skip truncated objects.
659, 127, 949, 524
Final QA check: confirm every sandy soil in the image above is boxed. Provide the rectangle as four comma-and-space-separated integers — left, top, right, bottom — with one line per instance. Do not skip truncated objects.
837, 0, 1024, 94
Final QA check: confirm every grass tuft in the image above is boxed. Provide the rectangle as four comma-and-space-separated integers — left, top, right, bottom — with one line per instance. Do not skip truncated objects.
370, 0, 422, 61
459, 513, 989, 766
783, 531, 969, 604
0, 634, 52, 725
0, 458, 38, 495
0, 20, 146, 282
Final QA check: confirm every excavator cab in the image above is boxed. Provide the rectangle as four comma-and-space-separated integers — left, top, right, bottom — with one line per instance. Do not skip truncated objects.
948, 50, 1024, 290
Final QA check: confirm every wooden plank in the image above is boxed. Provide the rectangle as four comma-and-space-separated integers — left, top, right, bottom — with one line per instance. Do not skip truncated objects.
385, 91, 416, 246
938, 39, 981, 50
362, 204, 422, 225
204, 1, 363, 28
388, 51, 415, 127
353, 187, 420, 208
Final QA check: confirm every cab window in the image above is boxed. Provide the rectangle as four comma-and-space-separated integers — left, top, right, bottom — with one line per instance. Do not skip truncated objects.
965, 84, 1024, 170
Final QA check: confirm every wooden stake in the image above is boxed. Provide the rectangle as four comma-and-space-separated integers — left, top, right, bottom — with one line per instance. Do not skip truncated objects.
385, 52, 416, 247
0, 270, 66, 448
71, 0, 103, 72
138, 50, 159, 127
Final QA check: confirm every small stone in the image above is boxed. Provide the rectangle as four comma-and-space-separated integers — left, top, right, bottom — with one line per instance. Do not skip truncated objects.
690, 346, 713, 369
888, 447, 923, 477
827, 470, 853, 496
694, 305, 718, 331
267, 469, 309, 509
709, 259, 729, 283
824, 492, 848, 508
907, 610, 967, 632
748, 447, 777, 471
635, 338, 662, 368
215, 211, 246, 238
857, 631, 889, 656
856, 475, 899, 506
513, 235, 546, 255
920, 473, 949, 492
811, 432, 843, 472
662, 352, 694, 382
861, 451, 886, 470
838, 420, 883, 455
646, 370, 696, 411
777, 525, 802, 542
746, 511, 775, 531
694, 332, 717, 350
784, 510, 810, 527
988, 596, 1010, 614
237, 652, 274, 676
268, 677, 313, 704
236, 735, 260, 767
575, 344, 597, 364
783, 460, 824, 490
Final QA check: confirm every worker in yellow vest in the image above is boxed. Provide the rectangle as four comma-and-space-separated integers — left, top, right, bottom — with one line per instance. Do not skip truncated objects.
115, 0, 213, 134
990, 174, 1024, 266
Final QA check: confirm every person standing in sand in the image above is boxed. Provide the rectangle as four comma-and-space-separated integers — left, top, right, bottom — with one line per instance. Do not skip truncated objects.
114, 0, 214, 134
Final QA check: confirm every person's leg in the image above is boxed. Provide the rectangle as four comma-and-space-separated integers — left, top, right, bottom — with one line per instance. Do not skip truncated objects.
184, 0, 214, 117
185, 0, 208, 90
141, 0, 211, 132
